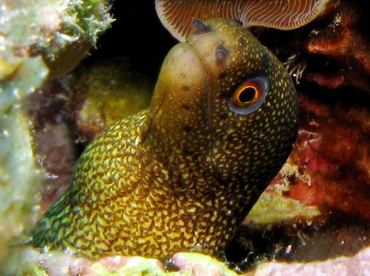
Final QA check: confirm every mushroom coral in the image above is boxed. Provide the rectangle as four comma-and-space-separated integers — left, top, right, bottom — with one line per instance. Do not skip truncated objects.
156, 0, 331, 41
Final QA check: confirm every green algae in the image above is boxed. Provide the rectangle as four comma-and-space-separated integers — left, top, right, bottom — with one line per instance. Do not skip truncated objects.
247, 192, 321, 224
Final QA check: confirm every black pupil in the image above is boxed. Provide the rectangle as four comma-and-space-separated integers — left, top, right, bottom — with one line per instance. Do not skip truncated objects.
239, 87, 256, 102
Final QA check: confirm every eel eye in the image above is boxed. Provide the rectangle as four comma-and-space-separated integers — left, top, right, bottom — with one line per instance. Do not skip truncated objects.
229, 76, 269, 115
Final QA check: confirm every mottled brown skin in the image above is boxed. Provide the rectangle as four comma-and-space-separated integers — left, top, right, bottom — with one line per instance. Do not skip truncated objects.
31, 19, 298, 259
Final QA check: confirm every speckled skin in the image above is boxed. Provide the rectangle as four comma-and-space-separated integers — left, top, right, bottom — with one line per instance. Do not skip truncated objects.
31, 19, 298, 259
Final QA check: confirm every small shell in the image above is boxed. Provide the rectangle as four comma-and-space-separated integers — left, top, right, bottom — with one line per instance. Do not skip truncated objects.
155, 0, 330, 41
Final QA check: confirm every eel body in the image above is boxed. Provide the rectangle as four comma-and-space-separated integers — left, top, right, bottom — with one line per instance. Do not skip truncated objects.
31, 19, 298, 259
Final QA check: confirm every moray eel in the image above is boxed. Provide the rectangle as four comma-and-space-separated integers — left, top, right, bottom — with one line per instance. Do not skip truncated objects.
31, 19, 298, 259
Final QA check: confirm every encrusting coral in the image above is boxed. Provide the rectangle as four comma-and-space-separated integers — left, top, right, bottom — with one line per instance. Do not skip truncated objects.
0, 0, 113, 269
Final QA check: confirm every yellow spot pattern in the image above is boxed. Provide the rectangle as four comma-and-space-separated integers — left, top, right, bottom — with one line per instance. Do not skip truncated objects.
31, 19, 298, 260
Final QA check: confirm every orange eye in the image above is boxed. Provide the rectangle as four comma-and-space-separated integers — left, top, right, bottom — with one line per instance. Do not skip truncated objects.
231, 85, 259, 107
229, 76, 269, 115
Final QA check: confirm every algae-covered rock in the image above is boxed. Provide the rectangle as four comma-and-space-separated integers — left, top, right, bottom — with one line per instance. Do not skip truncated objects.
247, 160, 321, 225
0, 0, 113, 79
0, 56, 48, 266
0, 0, 113, 269
6, 248, 239, 276
247, 191, 320, 224
69, 58, 154, 144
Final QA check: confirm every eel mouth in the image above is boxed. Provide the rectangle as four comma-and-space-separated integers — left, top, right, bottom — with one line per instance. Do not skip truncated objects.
184, 28, 219, 167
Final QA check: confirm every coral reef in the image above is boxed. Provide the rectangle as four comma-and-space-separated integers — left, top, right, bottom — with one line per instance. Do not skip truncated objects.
304, 1, 370, 92
0, 0, 113, 269
2, 0, 370, 274
257, 0, 370, 93
283, 89, 370, 219
5, 248, 239, 276
7, 242, 370, 275
24, 81, 79, 213
0, 56, 48, 266
0, 0, 113, 79
251, 246, 370, 276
